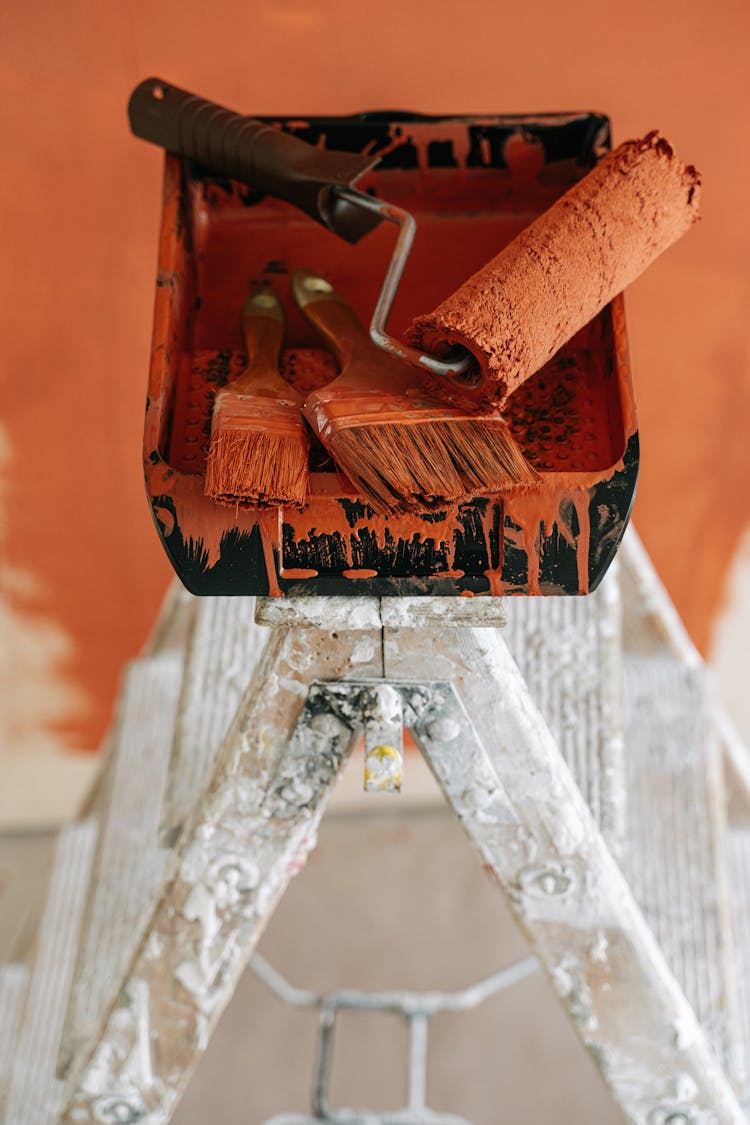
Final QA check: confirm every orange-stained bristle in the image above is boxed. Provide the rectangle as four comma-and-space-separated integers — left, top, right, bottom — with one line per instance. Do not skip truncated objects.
324, 417, 540, 514
205, 390, 309, 508
205, 427, 309, 508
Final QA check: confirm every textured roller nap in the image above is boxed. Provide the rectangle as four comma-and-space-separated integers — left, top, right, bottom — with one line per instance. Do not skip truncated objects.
409, 131, 701, 408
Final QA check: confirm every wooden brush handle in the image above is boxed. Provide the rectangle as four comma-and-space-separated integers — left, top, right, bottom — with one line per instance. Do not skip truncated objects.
231, 289, 297, 399
293, 269, 446, 422
291, 269, 376, 369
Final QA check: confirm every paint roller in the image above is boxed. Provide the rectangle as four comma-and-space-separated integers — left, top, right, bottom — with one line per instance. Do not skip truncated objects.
408, 131, 701, 409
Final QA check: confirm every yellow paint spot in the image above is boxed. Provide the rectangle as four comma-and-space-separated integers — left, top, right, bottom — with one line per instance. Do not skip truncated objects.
364, 745, 403, 792
368, 744, 399, 762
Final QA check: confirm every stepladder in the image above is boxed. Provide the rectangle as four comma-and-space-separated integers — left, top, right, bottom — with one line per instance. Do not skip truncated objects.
4, 529, 750, 1125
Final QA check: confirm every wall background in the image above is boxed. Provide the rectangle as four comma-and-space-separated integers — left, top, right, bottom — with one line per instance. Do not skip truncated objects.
1, 0, 749, 818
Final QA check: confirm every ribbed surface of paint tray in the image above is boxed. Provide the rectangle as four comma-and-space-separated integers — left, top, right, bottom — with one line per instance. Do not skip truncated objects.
169, 326, 618, 476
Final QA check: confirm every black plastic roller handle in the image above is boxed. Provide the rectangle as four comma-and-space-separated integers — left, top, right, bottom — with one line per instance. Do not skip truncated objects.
128, 78, 381, 243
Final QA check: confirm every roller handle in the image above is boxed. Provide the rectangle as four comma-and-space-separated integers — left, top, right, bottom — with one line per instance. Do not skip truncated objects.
128, 78, 381, 243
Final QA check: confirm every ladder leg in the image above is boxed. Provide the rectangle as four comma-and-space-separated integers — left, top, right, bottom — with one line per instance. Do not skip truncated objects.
60, 622, 381, 1125
385, 622, 748, 1124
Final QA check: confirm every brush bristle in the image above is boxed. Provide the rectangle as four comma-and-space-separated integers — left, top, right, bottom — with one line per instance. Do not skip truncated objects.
205, 427, 309, 508
326, 418, 540, 513
205, 390, 309, 508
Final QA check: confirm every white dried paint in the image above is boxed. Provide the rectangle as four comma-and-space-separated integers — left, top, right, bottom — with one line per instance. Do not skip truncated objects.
672, 1018, 699, 1051
674, 1073, 699, 1104
364, 747, 403, 791
131, 980, 153, 1090
380, 596, 507, 628
175, 852, 262, 1009
590, 931, 609, 965
144, 932, 164, 961
308, 712, 347, 738
255, 596, 382, 630
426, 715, 460, 742
73, 978, 153, 1120
363, 684, 404, 793
513, 860, 585, 924
551, 953, 598, 1033
350, 639, 378, 665
278, 676, 309, 698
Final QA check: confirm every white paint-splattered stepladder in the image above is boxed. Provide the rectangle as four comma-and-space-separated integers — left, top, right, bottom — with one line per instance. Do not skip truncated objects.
4, 529, 750, 1124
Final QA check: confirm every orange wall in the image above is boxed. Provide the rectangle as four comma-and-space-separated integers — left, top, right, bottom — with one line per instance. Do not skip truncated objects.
1, 0, 749, 752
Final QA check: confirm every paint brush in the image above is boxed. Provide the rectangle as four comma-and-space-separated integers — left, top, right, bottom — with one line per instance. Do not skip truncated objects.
293, 270, 539, 514
204, 286, 309, 509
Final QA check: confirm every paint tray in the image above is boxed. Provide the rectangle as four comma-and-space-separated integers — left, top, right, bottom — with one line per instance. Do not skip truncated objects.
144, 110, 638, 597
